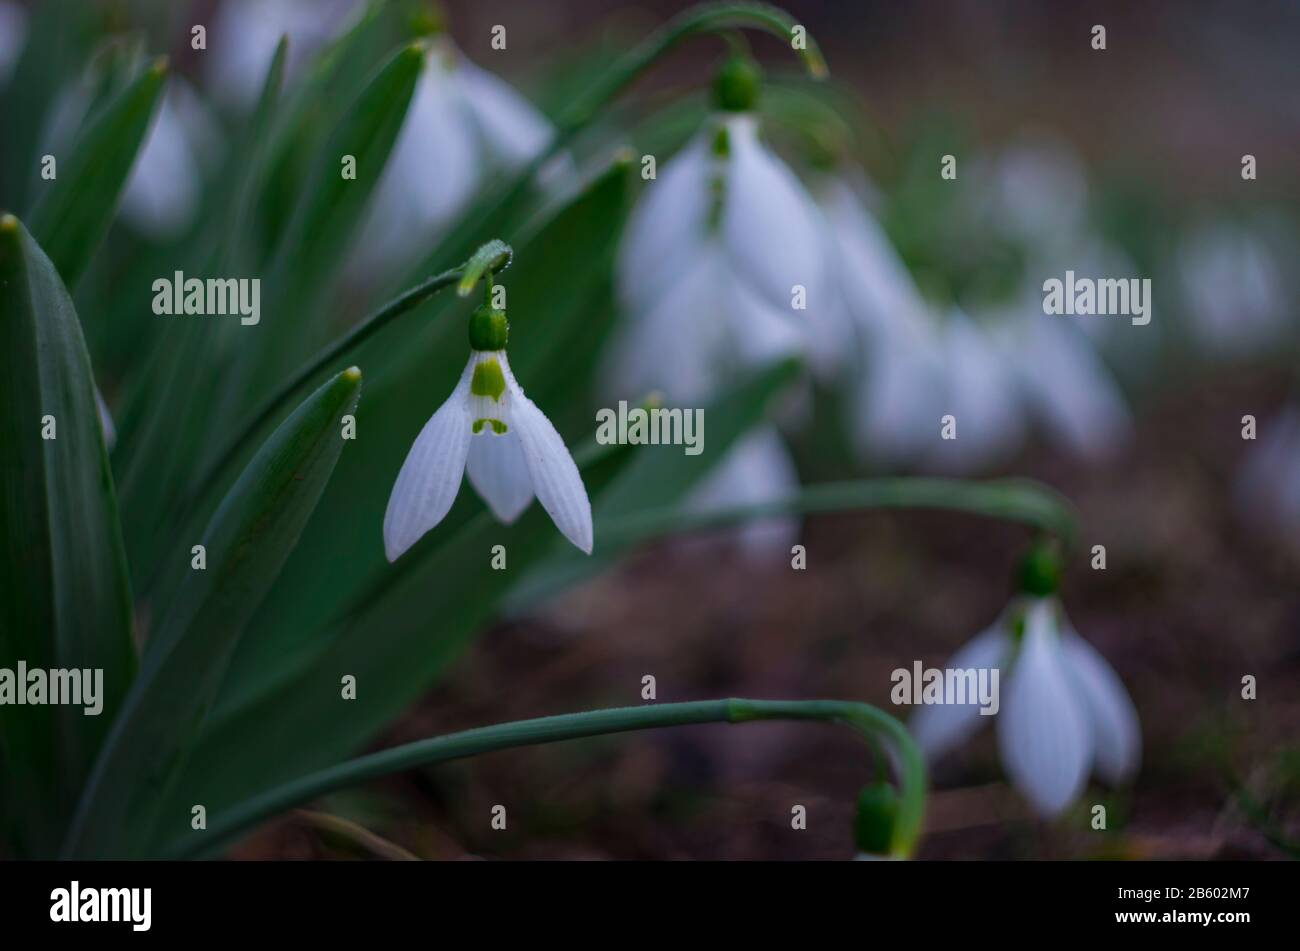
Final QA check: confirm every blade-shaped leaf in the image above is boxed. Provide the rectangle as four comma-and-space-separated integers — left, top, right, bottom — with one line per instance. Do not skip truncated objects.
26, 57, 166, 288
0, 214, 134, 857
61, 367, 363, 859
247, 41, 423, 393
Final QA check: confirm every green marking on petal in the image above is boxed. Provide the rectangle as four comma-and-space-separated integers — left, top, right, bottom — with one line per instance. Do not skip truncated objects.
472, 418, 508, 434
470, 358, 506, 401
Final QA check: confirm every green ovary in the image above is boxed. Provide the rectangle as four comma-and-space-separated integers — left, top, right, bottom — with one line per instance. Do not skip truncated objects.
470, 358, 507, 401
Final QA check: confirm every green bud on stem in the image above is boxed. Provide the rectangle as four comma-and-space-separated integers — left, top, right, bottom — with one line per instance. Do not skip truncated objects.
469, 304, 508, 352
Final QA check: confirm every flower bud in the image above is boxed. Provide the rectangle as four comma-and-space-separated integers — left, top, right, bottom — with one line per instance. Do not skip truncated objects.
713, 55, 761, 112
468, 304, 508, 352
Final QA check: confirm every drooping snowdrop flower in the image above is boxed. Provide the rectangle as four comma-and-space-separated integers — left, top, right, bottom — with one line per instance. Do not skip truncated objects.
986, 296, 1132, 461
358, 35, 558, 276
911, 597, 1140, 817
605, 57, 824, 555
207, 0, 361, 109
926, 310, 1025, 474
609, 57, 827, 403
815, 174, 948, 465
383, 303, 592, 561
0, 0, 27, 86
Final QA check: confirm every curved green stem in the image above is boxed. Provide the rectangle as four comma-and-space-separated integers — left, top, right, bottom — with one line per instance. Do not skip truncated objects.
605, 477, 1080, 549
159, 698, 923, 860
187, 241, 512, 515
458, 3, 826, 249
554, 1, 826, 145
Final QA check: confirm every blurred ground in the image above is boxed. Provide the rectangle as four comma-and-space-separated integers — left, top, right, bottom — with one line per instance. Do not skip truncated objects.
235, 366, 1299, 860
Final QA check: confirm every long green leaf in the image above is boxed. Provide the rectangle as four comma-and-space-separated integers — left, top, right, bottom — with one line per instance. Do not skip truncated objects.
248, 41, 423, 393
62, 368, 363, 859
0, 214, 134, 857
27, 57, 166, 288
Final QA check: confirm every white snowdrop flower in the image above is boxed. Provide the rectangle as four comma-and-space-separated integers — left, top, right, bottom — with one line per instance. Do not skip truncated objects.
1235, 404, 1300, 545
927, 310, 1025, 473
986, 297, 1132, 461
120, 80, 222, 239
977, 136, 1090, 256
0, 0, 27, 85
207, 0, 360, 109
686, 426, 800, 557
358, 36, 559, 275
910, 597, 1140, 817
43, 76, 221, 240
815, 175, 947, 464
383, 305, 592, 561
1177, 220, 1287, 357
610, 110, 826, 401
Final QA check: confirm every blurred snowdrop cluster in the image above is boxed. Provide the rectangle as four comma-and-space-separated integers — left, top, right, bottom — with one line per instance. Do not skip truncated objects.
610, 100, 828, 553
912, 597, 1140, 816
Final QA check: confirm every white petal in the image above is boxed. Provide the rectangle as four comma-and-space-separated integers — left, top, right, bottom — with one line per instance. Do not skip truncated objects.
616, 135, 712, 314
1062, 629, 1141, 784
721, 115, 824, 313
1000, 314, 1131, 461
466, 428, 534, 523
382, 360, 474, 561
122, 84, 213, 238
928, 311, 1024, 473
687, 426, 800, 557
724, 266, 807, 372
604, 246, 725, 403
996, 600, 1091, 816
501, 358, 593, 553
359, 58, 481, 273
909, 623, 1011, 761
455, 57, 553, 169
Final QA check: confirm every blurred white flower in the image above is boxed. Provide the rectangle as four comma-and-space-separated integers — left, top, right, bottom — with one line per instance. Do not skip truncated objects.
926, 310, 1025, 473
815, 175, 947, 465
0, 0, 27, 85
1177, 220, 1287, 357
1235, 404, 1300, 545
987, 297, 1133, 461
687, 426, 800, 556
120, 80, 222, 239
358, 37, 558, 275
609, 113, 826, 402
911, 597, 1140, 817
384, 345, 592, 561
207, 0, 360, 109
45, 76, 221, 240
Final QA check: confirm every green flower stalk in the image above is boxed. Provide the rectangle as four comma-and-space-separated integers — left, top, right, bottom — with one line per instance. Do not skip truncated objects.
161, 698, 925, 860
